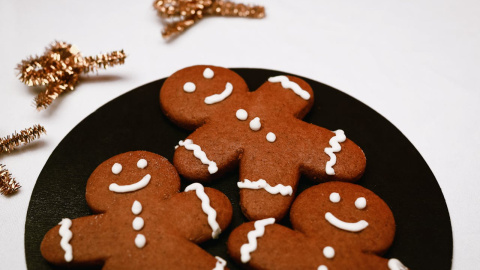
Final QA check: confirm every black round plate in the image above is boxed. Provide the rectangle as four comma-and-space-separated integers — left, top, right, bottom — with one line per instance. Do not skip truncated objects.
25, 68, 452, 269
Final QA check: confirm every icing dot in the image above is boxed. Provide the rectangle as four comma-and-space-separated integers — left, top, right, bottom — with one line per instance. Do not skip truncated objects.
318, 266, 328, 270
249, 117, 261, 131
135, 234, 146, 248
329, 192, 340, 203
183, 82, 196, 93
236, 109, 248, 121
132, 217, 144, 231
203, 68, 214, 79
323, 246, 335, 259
355, 197, 367, 209
132, 200, 142, 215
112, 163, 122, 174
266, 132, 276, 142
137, 159, 148, 169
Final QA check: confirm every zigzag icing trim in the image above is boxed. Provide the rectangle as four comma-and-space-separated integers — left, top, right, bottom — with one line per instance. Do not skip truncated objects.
324, 129, 346, 175
58, 218, 73, 262
240, 218, 276, 263
178, 139, 218, 174
185, 183, 222, 239
213, 256, 227, 270
268, 75, 310, 100
238, 179, 293, 196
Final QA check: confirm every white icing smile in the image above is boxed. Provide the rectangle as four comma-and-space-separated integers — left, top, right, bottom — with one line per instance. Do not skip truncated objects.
204, 82, 233, 104
109, 174, 151, 193
325, 212, 369, 232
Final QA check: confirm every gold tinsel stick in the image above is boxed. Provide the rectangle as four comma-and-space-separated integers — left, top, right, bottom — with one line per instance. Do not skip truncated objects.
17, 41, 126, 110
0, 164, 21, 195
154, 0, 265, 39
0, 125, 46, 154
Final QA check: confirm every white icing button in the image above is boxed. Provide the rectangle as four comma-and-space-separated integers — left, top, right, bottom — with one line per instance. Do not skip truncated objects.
137, 159, 148, 169
111, 163, 122, 174
266, 132, 276, 142
355, 197, 367, 209
132, 217, 145, 231
132, 200, 142, 215
329, 192, 340, 203
203, 68, 214, 79
236, 109, 248, 121
323, 246, 335, 259
183, 82, 196, 93
249, 117, 261, 131
318, 266, 328, 270
135, 234, 146, 248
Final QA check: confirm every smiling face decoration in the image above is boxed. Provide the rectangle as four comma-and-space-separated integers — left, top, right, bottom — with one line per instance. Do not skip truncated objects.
228, 182, 406, 270
160, 65, 367, 221
40, 151, 233, 269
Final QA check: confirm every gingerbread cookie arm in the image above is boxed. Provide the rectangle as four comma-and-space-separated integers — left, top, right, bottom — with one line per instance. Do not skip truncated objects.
159, 184, 232, 242
173, 122, 243, 181
228, 221, 324, 269
41, 215, 108, 266
298, 122, 366, 182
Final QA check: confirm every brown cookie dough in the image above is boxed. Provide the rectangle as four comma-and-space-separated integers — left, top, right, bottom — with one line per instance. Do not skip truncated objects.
41, 151, 232, 270
227, 182, 408, 270
160, 65, 366, 220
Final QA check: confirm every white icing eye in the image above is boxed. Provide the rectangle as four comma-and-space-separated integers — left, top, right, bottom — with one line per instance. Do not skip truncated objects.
266, 132, 276, 142
203, 68, 214, 79
249, 117, 261, 131
137, 159, 148, 169
112, 163, 122, 174
355, 197, 367, 209
323, 246, 335, 259
329, 192, 340, 203
236, 109, 248, 120
318, 266, 328, 270
183, 82, 196, 92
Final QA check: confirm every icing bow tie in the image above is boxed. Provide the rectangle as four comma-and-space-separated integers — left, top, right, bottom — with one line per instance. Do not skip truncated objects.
153, 0, 265, 39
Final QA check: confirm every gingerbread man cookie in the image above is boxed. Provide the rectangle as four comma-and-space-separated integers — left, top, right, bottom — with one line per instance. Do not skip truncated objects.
160, 65, 366, 220
227, 182, 408, 270
41, 151, 232, 269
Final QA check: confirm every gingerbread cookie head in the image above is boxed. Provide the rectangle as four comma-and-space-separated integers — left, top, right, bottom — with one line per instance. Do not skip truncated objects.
85, 151, 181, 213
160, 65, 249, 130
291, 182, 395, 253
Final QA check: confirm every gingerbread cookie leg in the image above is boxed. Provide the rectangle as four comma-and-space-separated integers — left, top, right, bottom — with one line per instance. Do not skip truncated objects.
174, 122, 243, 181
228, 220, 324, 270
237, 153, 300, 221
41, 215, 107, 266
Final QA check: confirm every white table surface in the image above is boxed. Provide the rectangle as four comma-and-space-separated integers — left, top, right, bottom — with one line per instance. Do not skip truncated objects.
1, 0, 479, 269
